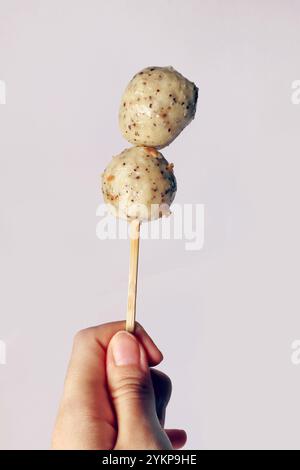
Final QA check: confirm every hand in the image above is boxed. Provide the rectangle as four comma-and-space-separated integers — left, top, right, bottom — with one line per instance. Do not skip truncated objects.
51, 321, 187, 450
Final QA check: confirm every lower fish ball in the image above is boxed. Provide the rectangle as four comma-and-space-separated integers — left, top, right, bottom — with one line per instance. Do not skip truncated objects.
101, 146, 177, 221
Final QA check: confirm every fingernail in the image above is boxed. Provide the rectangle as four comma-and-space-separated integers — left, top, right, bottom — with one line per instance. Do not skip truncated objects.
111, 331, 141, 366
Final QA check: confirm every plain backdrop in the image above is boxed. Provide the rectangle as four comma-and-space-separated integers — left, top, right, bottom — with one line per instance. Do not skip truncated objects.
0, 0, 300, 450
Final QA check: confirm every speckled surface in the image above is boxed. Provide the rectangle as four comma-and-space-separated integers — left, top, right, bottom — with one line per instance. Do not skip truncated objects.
102, 146, 177, 221
119, 66, 198, 148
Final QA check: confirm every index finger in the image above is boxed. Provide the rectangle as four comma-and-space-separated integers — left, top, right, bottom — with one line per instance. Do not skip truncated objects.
62, 321, 163, 417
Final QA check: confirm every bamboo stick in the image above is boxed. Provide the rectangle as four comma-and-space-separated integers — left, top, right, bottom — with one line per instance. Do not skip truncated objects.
126, 219, 141, 333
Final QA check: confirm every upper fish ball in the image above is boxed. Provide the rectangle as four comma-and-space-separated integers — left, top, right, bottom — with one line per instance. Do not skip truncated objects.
119, 66, 198, 149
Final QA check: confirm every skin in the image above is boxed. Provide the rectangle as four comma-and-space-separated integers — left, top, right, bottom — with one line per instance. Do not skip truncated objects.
52, 321, 187, 450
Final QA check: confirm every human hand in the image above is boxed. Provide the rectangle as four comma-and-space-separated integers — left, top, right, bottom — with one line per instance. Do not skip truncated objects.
51, 321, 187, 450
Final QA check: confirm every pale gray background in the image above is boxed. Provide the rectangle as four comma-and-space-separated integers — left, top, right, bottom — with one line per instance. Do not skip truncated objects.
0, 0, 300, 450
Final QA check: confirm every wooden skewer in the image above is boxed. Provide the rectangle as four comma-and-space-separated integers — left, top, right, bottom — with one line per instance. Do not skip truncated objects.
126, 219, 141, 333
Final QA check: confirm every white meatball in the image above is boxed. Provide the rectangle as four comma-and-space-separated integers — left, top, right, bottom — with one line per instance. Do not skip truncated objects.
101, 146, 177, 221
119, 66, 198, 149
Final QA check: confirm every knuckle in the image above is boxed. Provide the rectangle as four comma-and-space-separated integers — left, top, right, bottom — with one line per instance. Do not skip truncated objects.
112, 373, 152, 402
73, 328, 92, 346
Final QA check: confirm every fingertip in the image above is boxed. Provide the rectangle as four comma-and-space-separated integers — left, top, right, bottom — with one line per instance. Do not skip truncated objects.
107, 330, 149, 374
135, 323, 163, 366
73, 321, 163, 367
165, 429, 187, 449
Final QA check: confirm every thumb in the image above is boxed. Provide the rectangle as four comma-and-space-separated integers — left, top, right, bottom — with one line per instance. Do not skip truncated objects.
106, 330, 172, 450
